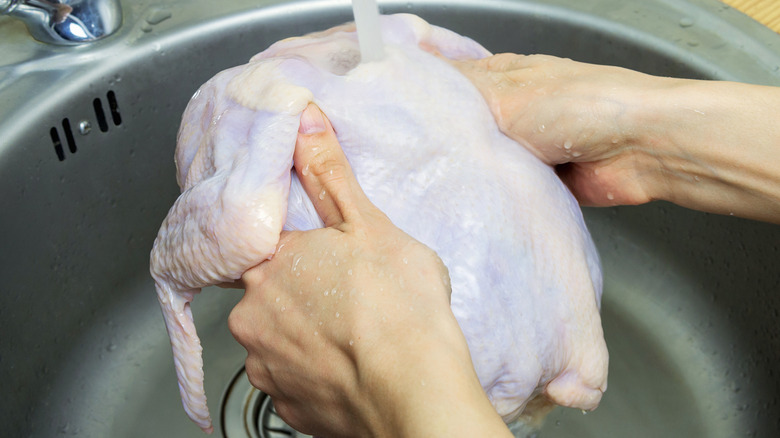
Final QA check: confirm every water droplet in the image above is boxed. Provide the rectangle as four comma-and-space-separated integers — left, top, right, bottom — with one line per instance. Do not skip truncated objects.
572, 151, 582, 158
314, 331, 319, 336
679, 17, 694, 28
563, 140, 573, 150
301, 164, 310, 176
538, 124, 546, 132
319, 189, 326, 200
291, 254, 303, 272
606, 192, 615, 200
324, 290, 329, 296
145, 7, 172, 25
335, 312, 340, 318
280, 306, 286, 312
347, 269, 353, 276
403, 258, 408, 264
275, 297, 280, 303
349, 339, 354, 346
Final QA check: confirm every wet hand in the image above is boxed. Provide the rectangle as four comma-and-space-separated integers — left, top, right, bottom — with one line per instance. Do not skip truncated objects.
451, 54, 671, 207
228, 104, 506, 437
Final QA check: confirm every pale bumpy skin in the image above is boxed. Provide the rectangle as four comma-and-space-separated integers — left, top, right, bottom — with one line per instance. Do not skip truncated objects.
150, 14, 608, 434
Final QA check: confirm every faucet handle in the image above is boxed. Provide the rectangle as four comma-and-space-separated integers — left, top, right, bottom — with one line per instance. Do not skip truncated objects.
1, 0, 122, 45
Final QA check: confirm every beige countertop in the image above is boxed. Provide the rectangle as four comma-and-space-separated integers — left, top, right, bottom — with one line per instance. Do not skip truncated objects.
723, 0, 780, 32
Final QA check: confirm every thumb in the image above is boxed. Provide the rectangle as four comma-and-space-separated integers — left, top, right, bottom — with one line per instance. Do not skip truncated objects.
294, 103, 374, 228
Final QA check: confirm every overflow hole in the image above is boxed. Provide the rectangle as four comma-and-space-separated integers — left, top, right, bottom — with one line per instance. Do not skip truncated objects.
93, 98, 109, 132
50, 127, 64, 161
51, 90, 123, 161
62, 118, 77, 153
107, 90, 122, 126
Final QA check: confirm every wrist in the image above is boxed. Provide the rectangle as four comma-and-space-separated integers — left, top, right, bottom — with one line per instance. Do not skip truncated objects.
633, 79, 780, 222
355, 314, 511, 437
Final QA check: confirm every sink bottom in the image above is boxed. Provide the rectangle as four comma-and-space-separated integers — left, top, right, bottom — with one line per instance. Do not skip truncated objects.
35, 260, 741, 437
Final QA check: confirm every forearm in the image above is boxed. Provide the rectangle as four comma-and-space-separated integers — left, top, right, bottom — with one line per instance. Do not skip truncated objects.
633, 79, 780, 223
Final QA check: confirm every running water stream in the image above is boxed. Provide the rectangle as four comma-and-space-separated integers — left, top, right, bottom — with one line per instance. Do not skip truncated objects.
352, 0, 385, 62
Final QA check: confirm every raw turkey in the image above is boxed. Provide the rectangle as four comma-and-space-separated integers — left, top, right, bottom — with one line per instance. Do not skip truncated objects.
150, 13, 608, 434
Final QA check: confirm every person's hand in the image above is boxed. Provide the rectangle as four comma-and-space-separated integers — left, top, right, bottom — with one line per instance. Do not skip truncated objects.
451, 54, 669, 207
451, 54, 780, 223
228, 104, 513, 437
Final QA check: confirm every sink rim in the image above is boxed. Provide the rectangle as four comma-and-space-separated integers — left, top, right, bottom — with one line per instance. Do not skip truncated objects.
1, 1, 779, 437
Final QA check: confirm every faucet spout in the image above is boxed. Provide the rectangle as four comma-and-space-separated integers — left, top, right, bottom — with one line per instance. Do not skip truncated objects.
1, 0, 122, 45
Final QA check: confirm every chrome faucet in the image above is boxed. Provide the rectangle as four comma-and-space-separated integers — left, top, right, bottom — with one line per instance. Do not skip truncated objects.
0, 0, 122, 45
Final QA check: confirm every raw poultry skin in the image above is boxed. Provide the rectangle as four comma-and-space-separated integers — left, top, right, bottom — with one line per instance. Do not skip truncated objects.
150, 14, 608, 434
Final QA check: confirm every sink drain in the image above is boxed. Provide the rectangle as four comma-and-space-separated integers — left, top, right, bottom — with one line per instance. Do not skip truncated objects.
221, 367, 534, 438
221, 368, 312, 438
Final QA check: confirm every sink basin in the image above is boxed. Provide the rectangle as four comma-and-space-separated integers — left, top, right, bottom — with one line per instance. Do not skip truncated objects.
1, 1, 779, 437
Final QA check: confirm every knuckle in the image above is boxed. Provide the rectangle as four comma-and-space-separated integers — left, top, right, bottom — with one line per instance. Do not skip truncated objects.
227, 305, 247, 340
241, 264, 265, 285
246, 361, 270, 392
309, 148, 349, 182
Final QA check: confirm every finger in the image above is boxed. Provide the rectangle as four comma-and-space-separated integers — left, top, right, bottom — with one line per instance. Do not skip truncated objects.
556, 162, 649, 207
233, 229, 297, 287
294, 103, 374, 228
245, 356, 278, 397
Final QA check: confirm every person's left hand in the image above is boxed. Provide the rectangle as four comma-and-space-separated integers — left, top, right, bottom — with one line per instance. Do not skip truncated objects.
228, 104, 505, 438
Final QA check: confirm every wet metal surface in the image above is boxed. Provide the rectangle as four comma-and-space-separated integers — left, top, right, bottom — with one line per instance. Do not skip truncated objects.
0, 1, 779, 437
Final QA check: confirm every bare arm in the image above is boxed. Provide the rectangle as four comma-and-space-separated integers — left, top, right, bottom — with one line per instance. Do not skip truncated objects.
453, 54, 780, 223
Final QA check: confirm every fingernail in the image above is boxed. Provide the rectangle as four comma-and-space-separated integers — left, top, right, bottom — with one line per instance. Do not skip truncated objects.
299, 105, 326, 134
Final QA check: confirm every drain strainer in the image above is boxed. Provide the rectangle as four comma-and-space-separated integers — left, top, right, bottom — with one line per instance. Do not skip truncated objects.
222, 368, 313, 438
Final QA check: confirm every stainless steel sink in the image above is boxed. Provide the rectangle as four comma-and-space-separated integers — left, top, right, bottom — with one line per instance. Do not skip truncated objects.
1, 1, 779, 437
